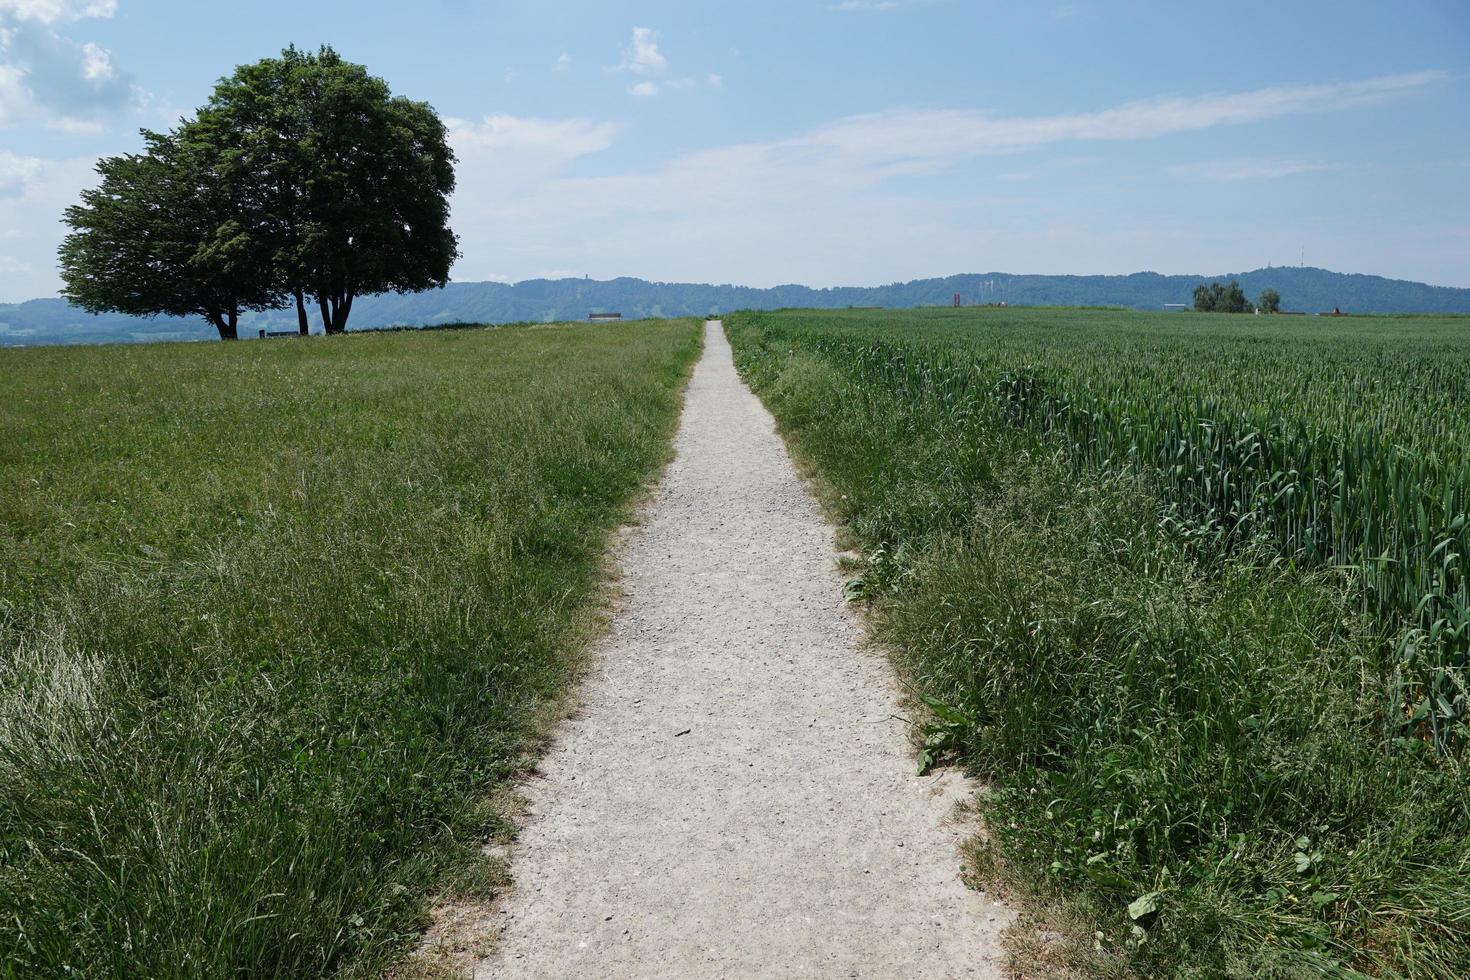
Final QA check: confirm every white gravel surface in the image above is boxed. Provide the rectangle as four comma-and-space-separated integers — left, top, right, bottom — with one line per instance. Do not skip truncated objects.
476, 321, 1013, 978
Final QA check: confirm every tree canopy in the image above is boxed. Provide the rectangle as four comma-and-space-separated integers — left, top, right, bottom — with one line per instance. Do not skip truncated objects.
1193, 280, 1253, 314
59, 129, 276, 340
60, 46, 458, 340
1258, 288, 1282, 313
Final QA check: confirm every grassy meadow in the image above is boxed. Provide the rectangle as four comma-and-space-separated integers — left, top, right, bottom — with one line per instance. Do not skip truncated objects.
728, 308, 1470, 978
0, 321, 701, 978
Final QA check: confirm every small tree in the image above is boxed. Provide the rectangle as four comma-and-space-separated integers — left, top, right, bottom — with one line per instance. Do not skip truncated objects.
1192, 279, 1252, 314
1193, 282, 1223, 312
1220, 280, 1251, 313
59, 130, 276, 340
1259, 288, 1281, 313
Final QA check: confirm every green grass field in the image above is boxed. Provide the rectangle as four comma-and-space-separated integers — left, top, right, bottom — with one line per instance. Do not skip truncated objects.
0, 321, 701, 978
728, 308, 1470, 979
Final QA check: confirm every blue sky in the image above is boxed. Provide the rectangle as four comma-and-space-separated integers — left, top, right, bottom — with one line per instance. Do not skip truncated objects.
0, 0, 1466, 301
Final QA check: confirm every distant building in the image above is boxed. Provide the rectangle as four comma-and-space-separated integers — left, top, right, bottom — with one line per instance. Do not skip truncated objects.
588, 312, 622, 321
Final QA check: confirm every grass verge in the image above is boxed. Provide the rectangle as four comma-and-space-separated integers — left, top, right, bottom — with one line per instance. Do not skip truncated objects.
727, 310, 1470, 979
0, 320, 701, 978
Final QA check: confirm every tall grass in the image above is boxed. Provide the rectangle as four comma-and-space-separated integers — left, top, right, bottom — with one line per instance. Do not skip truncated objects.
0, 321, 701, 978
729, 309, 1470, 978
749, 308, 1470, 747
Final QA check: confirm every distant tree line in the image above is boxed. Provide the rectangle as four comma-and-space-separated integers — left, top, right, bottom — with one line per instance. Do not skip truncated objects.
59, 46, 458, 340
1193, 280, 1282, 314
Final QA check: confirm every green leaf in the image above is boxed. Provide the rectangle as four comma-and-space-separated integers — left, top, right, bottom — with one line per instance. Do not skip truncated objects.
920, 695, 972, 725
1127, 892, 1162, 920
1084, 863, 1132, 891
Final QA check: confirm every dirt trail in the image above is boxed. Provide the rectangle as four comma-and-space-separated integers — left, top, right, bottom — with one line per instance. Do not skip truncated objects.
477, 321, 1012, 978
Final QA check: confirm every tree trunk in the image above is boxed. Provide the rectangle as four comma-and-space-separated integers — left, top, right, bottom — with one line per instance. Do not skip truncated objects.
334, 292, 354, 333
206, 310, 238, 341
318, 292, 334, 334
320, 290, 354, 334
294, 287, 309, 336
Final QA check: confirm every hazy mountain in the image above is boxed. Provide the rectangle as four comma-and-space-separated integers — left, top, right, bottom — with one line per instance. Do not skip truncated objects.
2, 266, 1466, 347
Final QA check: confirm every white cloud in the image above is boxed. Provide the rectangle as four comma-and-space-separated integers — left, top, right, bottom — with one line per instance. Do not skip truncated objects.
555, 51, 571, 72
444, 113, 619, 223
0, 151, 95, 297
77, 39, 110, 79
441, 71, 1449, 290
0, 0, 116, 25
3, 71, 1455, 300
0, 62, 27, 117
629, 80, 658, 97
0, 148, 46, 195
617, 27, 666, 75
788, 70, 1446, 167
0, 0, 133, 126
43, 112, 99, 132
1168, 158, 1341, 181
705, 72, 723, 89
446, 114, 619, 172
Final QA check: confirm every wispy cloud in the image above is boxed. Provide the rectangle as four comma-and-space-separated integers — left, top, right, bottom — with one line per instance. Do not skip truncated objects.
612, 26, 669, 97
445, 114, 618, 171
1168, 157, 1341, 181
0, 148, 47, 196
0, 149, 95, 295
442, 71, 1447, 289
793, 70, 1445, 166
555, 51, 572, 73
610, 26, 721, 98
616, 27, 666, 75
443, 113, 618, 247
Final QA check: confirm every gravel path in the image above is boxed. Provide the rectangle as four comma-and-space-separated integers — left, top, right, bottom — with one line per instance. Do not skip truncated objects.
477, 321, 1012, 978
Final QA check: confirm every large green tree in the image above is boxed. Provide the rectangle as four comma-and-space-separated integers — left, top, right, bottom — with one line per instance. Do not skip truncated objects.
60, 46, 458, 339
59, 129, 277, 341
200, 46, 459, 335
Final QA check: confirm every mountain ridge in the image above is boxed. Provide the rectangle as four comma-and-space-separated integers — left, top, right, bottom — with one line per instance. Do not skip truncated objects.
3, 266, 1467, 346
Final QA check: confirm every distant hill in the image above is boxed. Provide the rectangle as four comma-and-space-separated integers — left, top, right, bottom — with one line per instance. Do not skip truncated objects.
3, 266, 1467, 347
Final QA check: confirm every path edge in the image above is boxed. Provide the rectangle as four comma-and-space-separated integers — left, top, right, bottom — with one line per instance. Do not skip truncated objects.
392, 319, 708, 980
719, 316, 1079, 980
